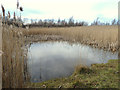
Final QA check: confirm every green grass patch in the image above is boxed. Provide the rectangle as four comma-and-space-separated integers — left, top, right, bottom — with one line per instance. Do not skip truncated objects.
25, 59, 119, 88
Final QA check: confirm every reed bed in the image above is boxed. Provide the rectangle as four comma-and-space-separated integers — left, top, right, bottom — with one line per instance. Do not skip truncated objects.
2, 17, 29, 88
23, 25, 118, 52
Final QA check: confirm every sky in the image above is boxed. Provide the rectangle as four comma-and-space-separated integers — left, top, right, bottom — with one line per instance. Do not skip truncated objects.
0, 0, 119, 24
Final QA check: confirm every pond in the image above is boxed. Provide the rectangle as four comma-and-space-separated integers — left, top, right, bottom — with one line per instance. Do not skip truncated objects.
27, 41, 118, 82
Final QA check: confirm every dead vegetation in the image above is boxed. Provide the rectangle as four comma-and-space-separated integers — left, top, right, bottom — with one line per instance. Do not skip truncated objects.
2, 19, 29, 88
23, 25, 118, 52
0, 1, 30, 88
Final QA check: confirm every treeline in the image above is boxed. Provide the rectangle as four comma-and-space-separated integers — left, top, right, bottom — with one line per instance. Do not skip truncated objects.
1, 16, 119, 28
1, 14, 119, 28
91, 17, 118, 26
1, 3, 119, 28
24, 17, 119, 28
24, 16, 88, 28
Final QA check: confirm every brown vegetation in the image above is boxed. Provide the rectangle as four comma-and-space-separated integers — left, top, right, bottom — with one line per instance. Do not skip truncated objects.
2, 21, 29, 88
23, 25, 118, 52
1, 1, 27, 88
0, 14, 2, 90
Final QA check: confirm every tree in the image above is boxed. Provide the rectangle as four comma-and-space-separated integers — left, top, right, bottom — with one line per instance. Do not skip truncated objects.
111, 19, 117, 25
38, 19, 43, 26
91, 17, 100, 25
31, 19, 34, 24
61, 19, 66, 27
57, 18, 61, 26
68, 16, 74, 26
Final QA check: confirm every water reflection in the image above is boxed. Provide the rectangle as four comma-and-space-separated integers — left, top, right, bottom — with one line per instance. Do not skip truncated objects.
27, 41, 118, 82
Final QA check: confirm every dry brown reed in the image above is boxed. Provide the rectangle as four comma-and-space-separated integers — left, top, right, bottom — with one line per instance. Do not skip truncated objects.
1, 5, 5, 17
2, 17, 29, 88
0, 14, 2, 90
23, 25, 118, 51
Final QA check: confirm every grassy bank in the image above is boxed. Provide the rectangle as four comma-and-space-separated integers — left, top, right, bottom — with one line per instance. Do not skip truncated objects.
26, 59, 119, 88
23, 25, 118, 52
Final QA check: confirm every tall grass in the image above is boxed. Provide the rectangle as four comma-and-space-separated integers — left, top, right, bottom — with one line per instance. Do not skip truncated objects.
23, 26, 118, 52
2, 16, 29, 88
0, 14, 2, 90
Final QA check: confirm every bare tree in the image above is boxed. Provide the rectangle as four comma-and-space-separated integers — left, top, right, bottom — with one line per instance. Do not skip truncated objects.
68, 16, 74, 26
91, 17, 100, 25
111, 19, 117, 25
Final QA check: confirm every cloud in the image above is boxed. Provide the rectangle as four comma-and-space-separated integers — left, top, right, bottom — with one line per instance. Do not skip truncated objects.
0, 0, 119, 23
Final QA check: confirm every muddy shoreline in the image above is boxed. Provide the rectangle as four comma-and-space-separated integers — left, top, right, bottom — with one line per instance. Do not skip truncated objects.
24, 35, 118, 53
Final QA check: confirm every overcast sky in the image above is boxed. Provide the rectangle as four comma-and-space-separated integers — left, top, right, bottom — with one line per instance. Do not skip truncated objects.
0, 0, 119, 23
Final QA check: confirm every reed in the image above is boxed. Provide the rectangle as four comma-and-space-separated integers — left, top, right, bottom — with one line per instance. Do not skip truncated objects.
1, 2, 29, 88
0, 14, 2, 90
23, 25, 118, 52
1, 15, 29, 88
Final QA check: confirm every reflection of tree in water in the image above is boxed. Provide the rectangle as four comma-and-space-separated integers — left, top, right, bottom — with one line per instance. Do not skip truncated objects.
118, 49, 120, 59
102, 50, 106, 63
39, 69, 42, 81
39, 58, 42, 82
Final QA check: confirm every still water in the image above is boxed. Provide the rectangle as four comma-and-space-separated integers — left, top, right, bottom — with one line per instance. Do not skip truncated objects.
27, 41, 118, 82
